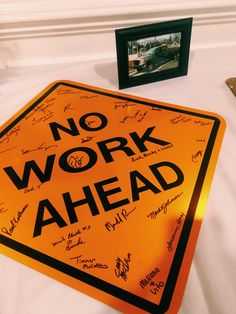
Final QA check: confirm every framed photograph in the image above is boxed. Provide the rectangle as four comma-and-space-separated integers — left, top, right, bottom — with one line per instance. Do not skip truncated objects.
115, 18, 192, 89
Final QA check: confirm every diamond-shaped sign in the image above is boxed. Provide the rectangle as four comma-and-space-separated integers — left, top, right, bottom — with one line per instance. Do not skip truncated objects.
0, 81, 225, 313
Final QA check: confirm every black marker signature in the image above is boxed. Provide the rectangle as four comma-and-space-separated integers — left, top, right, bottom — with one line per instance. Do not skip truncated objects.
68, 225, 90, 239
1, 204, 28, 236
0, 125, 21, 145
0, 202, 8, 214
65, 237, 85, 251
120, 110, 148, 124
192, 150, 203, 163
23, 183, 42, 193
70, 255, 108, 270
57, 88, 81, 95
64, 103, 74, 112
140, 267, 160, 289
167, 212, 185, 252
131, 150, 157, 162
114, 101, 135, 110
146, 192, 183, 219
32, 110, 54, 125
21, 142, 57, 155
85, 119, 96, 127
25, 100, 56, 121
114, 253, 131, 281
52, 235, 66, 247
194, 120, 212, 126
139, 266, 164, 295
105, 207, 136, 231
80, 95, 98, 100
170, 115, 192, 124
81, 136, 95, 143
196, 138, 206, 143
170, 115, 212, 127
149, 280, 165, 294
51, 225, 90, 248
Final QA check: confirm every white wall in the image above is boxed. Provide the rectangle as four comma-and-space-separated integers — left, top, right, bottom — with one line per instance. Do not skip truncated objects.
1, 0, 236, 68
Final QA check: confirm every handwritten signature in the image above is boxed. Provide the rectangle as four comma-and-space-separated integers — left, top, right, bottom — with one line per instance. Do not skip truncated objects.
120, 110, 148, 124
64, 103, 74, 112
170, 115, 212, 127
23, 183, 42, 193
0, 125, 21, 145
192, 150, 203, 163
70, 255, 108, 270
0, 202, 8, 214
56, 88, 81, 95
167, 212, 185, 252
139, 266, 164, 295
114, 253, 131, 281
170, 115, 191, 124
81, 136, 95, 143
21, 142, 57, 155
146, 192, 183, 219
32, 110, 54, 125
194, 120, 212, 126
105, 207, 136, 232
131, 150, 157, 162
65, 237, 85, 251
1, 204, 28, 236
52, 225, 90, 247
25, 99, 56, 121
131, 145, 173, 163
114, 101, 135, 110
196, 138, 206, 143
80, 95, 98, 100
85, 119, 96, 127
149, 281, 165, 294
140, 267, 160, 288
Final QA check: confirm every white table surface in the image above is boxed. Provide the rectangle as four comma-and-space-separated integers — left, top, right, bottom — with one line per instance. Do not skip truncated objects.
0, 45, 236, 314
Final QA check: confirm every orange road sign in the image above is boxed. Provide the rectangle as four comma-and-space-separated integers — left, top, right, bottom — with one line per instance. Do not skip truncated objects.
0, 81, 225, 313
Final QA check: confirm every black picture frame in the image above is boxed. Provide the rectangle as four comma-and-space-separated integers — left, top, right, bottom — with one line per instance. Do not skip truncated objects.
115, 18, 193, 89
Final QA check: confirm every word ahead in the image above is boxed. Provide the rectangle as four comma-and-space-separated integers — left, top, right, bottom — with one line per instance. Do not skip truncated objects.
33, 161, 184, 237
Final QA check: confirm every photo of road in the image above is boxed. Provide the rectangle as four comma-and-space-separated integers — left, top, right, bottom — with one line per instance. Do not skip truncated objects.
128, 32, 181, 78
129, 59, 179, 77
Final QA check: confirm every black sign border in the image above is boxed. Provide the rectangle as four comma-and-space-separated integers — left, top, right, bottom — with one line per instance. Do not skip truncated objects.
0, 81, 221, 313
